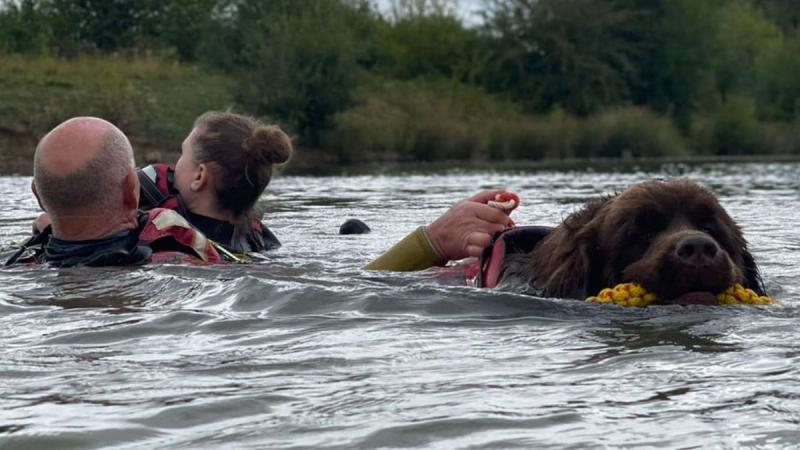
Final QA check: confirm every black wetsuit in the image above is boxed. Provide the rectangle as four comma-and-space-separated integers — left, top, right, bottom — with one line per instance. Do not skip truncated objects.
42, 228, 152, 267
183, 210, 281, 254
5, 210, 218, 267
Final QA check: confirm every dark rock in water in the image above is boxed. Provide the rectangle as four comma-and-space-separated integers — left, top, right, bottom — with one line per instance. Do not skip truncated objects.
339, 218, 370, 235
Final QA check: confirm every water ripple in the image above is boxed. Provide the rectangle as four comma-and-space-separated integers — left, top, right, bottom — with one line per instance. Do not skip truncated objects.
0, 164, 798, 449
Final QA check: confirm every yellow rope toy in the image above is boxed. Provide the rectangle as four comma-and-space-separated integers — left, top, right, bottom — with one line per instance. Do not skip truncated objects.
586, 283, 774, 307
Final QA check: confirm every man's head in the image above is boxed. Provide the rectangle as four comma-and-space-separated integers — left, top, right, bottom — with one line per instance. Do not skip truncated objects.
33, 117, 139, 236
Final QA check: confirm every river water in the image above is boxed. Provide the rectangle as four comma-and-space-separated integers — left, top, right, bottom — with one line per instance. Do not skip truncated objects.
0, 162, 798, 449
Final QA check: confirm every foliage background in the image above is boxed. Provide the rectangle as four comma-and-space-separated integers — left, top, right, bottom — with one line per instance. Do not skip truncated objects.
2, 0, 800, 169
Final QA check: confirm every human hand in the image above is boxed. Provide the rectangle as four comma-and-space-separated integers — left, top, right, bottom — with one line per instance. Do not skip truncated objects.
426, 190, 512, 261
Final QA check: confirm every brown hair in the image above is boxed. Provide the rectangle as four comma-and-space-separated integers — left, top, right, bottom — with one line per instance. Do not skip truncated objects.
191, 111, 292, 219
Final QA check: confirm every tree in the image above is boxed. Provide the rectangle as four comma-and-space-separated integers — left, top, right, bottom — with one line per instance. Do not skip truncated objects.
616, 0, 725, 130
484, 0, 647, 115
375, 14, 488, 82
226, 0, 369, 144
387, 0, 457, 20
0, 0, 221, 58
714, 2, 782, 101
755, 0, 800, 36
39, 0, 150, 53
0, 0, 54, 54
756, 37, 800, 120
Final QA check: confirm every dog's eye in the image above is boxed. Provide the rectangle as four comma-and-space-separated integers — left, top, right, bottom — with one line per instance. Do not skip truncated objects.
697, 219, 716, 235
635, 213, 664, 233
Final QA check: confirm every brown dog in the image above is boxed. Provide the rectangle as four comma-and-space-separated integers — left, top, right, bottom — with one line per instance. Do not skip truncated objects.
501, 180, 765, 304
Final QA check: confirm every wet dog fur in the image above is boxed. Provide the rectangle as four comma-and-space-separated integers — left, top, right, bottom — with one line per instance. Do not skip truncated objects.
501, 180, 765, 303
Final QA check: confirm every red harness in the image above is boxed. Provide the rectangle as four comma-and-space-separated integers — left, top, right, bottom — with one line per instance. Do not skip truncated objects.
138, 164, 183, 212
471, 226, 552, 288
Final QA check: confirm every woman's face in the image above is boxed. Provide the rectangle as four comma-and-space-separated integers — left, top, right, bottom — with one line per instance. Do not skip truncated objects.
174, 127, 200, 199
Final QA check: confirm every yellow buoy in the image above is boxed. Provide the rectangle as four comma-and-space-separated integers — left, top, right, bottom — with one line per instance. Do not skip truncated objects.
586, 283, 773, 307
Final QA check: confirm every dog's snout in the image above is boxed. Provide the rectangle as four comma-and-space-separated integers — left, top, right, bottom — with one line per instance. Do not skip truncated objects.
675, 234, 719, 266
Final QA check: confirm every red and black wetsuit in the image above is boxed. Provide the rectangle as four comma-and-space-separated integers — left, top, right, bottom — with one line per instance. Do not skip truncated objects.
5, 208, 221, 267
137, 164, 281, 255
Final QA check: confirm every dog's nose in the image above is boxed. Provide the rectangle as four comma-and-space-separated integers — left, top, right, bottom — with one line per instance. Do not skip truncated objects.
675, 234, 719, 266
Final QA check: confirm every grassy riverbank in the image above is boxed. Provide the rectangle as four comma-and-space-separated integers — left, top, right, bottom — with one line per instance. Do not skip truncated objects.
0, 54, 231, 169
2, 54, 800, 176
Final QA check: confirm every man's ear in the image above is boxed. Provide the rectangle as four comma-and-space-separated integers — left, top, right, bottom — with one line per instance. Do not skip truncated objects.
31, 180, 46, 211
190, 163, 209, 191
122, 169, 139, 210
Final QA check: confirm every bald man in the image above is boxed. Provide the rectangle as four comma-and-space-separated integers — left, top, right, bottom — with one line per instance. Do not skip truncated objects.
7, 117, 221, 267
33, 117, 140, 242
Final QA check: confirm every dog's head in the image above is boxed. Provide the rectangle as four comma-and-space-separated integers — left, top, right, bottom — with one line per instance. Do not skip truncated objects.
526, 180, 764, 303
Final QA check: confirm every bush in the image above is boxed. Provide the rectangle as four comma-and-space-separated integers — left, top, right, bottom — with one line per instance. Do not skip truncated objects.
327, 81, 690, 162
757, 122, 800, 154
326, 78, 531, 162
691, 96, 760, 155
575, 108, 687, 158
486, 110, 580, 160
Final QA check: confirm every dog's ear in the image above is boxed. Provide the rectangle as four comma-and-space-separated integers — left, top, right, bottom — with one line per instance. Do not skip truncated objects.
530, 197, 609, 299
580, 250, 605, 299
741, 246, 766, 296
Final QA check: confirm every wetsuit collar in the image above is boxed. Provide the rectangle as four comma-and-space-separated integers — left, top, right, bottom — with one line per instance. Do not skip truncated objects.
184, 210, 249, 253
44, 228, 151, 267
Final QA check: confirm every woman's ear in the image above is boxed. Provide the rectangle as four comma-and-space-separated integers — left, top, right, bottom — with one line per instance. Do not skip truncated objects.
190, 163, 209, 192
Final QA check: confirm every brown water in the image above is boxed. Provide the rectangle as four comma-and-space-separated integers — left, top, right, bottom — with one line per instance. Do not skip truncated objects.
1, 163, 799, 449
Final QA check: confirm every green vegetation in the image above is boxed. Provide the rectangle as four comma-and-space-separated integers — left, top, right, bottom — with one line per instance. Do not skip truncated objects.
0, 53, 231, 165
327, 80, 688, 162
1, 0, 799, 168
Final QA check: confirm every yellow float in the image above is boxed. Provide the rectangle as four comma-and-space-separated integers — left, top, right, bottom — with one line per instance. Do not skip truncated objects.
586, 283, 774, 307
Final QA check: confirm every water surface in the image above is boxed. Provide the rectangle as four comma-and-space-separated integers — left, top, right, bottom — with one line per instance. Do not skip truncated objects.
1, 163, 798, 449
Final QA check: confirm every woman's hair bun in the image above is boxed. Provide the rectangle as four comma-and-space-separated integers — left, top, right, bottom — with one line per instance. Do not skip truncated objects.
244, 125, 292, 165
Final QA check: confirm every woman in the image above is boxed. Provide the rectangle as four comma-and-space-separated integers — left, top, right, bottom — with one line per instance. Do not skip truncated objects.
138, 111, 292, 260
